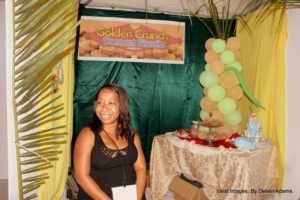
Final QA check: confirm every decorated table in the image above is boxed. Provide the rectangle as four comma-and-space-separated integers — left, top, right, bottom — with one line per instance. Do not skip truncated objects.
149, 131, 278, 200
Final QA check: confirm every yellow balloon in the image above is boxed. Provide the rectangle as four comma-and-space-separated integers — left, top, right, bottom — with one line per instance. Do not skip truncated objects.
231, 125, 240, 133
210, 110, 224, 121
216, 123, 233, 137
200, 110, 209, 120
204, 50, 220, 64
205, 38, 215, 50
226, 37, 240, 52
235, 51, 241, 61
200, 97, 218, 112
219, 72, 239, 89
210, 60, 225, 75
226, 85, 243, 101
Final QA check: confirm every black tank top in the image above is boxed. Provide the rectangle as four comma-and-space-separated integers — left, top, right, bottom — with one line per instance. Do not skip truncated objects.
77, 129, 138, 199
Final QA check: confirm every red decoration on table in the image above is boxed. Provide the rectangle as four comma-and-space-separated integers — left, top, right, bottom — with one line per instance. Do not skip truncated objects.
176, 130, 240, 148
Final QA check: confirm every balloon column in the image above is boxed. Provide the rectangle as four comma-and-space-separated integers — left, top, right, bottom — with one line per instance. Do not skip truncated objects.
199, 37, 243, 133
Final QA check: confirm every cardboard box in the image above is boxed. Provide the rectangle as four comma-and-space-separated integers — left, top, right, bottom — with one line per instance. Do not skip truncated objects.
169, 175, 208, 200
146, 170, 150, 187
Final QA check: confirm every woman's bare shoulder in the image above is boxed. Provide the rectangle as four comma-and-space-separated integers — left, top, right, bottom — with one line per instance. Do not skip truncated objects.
133, 132, 142, 145
80, 126, 94, 135
76, 127, 95, 144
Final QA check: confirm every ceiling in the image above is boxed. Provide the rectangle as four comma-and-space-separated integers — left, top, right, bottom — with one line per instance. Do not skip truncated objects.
80, 0, 264, 18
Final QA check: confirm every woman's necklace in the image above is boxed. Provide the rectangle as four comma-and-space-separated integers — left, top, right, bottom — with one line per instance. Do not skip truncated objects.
102, 128, 127, 187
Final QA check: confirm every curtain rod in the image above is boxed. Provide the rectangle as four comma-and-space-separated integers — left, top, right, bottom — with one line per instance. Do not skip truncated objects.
83, 5, 213, 19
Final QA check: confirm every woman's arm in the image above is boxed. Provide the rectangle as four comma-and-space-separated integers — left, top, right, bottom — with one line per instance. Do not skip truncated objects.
74, 127, 112, 200
133, 133, 147, 200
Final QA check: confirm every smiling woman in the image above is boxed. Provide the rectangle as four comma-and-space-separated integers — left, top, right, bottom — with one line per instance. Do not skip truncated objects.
73, 84, 147, 200
94, 88, 121, 127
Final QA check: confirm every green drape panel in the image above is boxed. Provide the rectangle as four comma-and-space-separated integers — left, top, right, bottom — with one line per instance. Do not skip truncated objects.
73, 7, 234, 163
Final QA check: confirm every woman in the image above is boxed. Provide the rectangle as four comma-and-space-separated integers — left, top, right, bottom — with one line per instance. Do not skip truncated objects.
74, 84, 147, 200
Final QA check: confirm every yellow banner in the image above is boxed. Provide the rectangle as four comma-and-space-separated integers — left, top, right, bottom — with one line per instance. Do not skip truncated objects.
78, 16, 185, 64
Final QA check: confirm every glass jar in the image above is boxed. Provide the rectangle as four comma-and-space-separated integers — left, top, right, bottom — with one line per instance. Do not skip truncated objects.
190, 121, 199, 138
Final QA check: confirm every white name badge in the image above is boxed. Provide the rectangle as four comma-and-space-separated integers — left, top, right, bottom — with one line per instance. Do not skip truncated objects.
112, 184, 137, 200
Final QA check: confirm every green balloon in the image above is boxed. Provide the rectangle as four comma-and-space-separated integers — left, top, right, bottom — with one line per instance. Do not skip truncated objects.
199, 125, 209, 132
224, 110, 242, 126
208, 85, 225, 102
199, 70, 218, 87
218, 97, 237, 114
200, 110, 209, 120
231, 125, 240, 133
205, 63, 210, 71
225, 67, 263, 108
227, 61, 242, 72
212, 39, 226, 53
220, 50, 235, 64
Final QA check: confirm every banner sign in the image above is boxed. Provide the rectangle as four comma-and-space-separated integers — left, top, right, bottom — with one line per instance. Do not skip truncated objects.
78, 16, 185, 64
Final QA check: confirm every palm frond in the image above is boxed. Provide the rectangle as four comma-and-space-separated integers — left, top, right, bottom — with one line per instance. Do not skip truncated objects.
15, 19, 78, 65
20, 146, 63, 157
15, 72, 52, 98
18, 103, 64, 124
15, 0, 35, 7
12, 0, 79, 199
23, 179, 46, 189
18, 114, 66, 133
20, 150, 63, 158
16, 82, 53, 107
22, 135, 66, 147
22, 173, 49, 182
15, 8, 76, 71
208, 0, 222, 38
22, 141, 67, 149
15, 0, 57, 30
18, 126, 66, 139
193, 0, 297, 40
17, 95, 62, 116
23, 194, 37, 200
19, 132, 67, 141
195, 17, 216, 38
14, 0, 40, 16
21, 157, 59, 165
21, 163, 53, 174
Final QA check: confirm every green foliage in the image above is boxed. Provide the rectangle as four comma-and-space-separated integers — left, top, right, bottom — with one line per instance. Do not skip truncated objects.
192, 0, 300, 39
12, 0, 79, 199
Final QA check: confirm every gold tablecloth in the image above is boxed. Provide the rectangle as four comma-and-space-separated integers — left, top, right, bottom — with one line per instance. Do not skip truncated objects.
149, 132, 278, 200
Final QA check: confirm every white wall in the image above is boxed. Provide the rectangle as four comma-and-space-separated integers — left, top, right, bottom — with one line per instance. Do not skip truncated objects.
0, 1, 8, 180
284, 9, 300, 200
5, 0, 19, 198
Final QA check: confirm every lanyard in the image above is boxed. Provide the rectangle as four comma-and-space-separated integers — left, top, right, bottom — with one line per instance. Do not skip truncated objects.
103, 129, 127, 187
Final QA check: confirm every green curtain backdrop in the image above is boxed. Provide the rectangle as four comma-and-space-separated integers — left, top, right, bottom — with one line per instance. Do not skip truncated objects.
73, 7, 234, 163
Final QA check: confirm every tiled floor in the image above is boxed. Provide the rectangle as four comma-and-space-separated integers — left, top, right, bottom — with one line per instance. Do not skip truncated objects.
0, 179, 8, 200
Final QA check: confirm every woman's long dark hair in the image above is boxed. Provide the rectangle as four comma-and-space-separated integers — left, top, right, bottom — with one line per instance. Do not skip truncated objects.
89, 84, 134, 141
